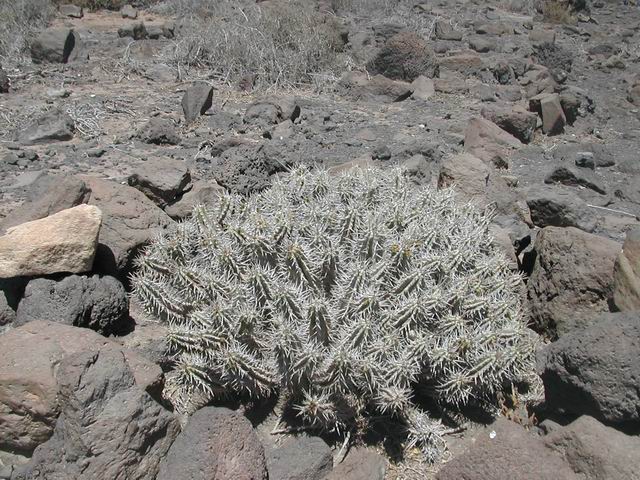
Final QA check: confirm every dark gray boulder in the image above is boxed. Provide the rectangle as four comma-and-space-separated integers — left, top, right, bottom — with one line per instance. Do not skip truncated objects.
118, 22, 147, 40
30, 28, 85, 64
182, 82, 213, 123
211, 143, 293, 195
0, 290, 15, 327
136, 117, 180, 145
0, 279, 21, 327
526, 184, 596, 232
574, 151, 595, 169
146, 25, 164, 40
533, 41, 573, 77
127, 157, 191, 208
244, 102, 281, 127
15, 274, 129, 335
0, 66, 9, 93
434, 20, 463, 41
157, 407, 267, 480
537, 312, 640, 427
17, 109, 75, 145
544, 165, 607, 195
468, 35, 497, 53
207, 109, 242, 131
0, 174, 91, 234
243, 98, 300, 128
629, 80, 640, 105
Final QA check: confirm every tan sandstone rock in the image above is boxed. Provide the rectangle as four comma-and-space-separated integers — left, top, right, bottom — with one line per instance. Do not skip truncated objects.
0, 204, 102, 278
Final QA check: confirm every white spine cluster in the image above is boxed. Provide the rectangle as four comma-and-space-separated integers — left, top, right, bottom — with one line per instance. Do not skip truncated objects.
132, 166, 539, 461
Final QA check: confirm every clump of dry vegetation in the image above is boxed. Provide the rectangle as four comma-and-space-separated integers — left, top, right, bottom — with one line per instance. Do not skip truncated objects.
333, 0, 436, 39
153, 0, 349, 90
0, 0, 54, 62
50, 0, 155, 10
330, 0, 397, 15
541, 0, 578, 24
51, 0, 122, 9
0, 0, 154, 62
153, 0, 435, 91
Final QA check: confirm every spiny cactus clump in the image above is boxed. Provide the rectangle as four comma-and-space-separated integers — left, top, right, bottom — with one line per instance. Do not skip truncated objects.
132, 165, 539, 461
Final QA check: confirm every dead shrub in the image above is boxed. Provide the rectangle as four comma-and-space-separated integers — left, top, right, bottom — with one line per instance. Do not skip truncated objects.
499, 0, 538, 14
331, 0, 434, 38
50, 0, 156, 10
0, 0, 54, 62
154, 0, 348, 90
542, 0, 577, 24
330, 0, 397, 15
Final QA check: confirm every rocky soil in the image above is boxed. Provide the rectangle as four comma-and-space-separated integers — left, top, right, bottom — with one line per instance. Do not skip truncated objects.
1, 0, 640, 479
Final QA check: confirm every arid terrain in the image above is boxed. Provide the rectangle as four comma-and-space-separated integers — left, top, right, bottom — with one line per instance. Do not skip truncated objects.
1, 0, 640, 479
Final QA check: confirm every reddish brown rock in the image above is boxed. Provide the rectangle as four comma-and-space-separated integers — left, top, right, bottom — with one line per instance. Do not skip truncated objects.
437, 418, 578, 480
613, 228, 640, 311
464, 117, 522, 168
82, 177, 173, 278
480, 105, 538, 144
0, 321, 163, 453
544, 416, 640, 479
540, 93, 566, 135
157, 407, 268, 480
438, 153, 530, 223
528, 227, 620, 337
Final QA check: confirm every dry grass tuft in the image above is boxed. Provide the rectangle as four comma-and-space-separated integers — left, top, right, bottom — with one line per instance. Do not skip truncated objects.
151, 0, 438, 91
152, 0, 349, 91
542, 0, 577, 24
330, 0, 397, 15
50, 0, 158, 11
0, 0, 55, 63
333, 0, 435, 39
